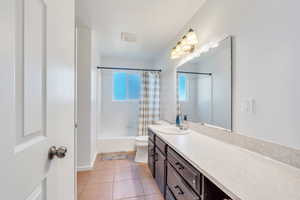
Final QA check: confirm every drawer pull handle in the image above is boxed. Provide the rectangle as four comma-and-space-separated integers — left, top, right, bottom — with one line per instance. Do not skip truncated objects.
174, 185, 184, 195
154, 153, 159, 161
175, 162, 184, 170
150, 149, 155, 156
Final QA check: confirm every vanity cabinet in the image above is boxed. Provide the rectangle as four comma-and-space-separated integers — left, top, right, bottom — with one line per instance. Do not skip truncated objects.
167, 147, 201, 195
148, 140, 155, 176
155, 147, 166, 194
165, 186, 176, 200
167, 163, 200, 200
148, 128, 232, 200
203, 177, 231, 200
148, 129, 167, 196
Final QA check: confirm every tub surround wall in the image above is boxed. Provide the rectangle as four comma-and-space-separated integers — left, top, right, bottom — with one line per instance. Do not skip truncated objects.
156, 0, 300, 150
97, 137, 136, 153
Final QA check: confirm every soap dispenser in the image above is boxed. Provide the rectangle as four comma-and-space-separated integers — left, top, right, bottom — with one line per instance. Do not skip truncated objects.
182, 115, 188, 130
176, 114, 181, 127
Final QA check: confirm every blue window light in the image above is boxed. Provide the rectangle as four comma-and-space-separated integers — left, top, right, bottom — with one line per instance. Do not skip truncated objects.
113, 72, 141, 100
178, 74, 188, 101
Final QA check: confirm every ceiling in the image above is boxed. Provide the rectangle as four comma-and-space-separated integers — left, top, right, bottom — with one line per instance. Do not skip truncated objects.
77, 0, 206, 63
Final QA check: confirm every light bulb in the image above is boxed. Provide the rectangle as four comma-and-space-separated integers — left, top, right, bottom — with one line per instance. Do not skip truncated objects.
181, 36, 193, 52
171, 47, 180, 59
186, 29, 198, 45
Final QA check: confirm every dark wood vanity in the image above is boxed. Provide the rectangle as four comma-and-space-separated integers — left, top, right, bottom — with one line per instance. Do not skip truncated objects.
148, 129, 232, 200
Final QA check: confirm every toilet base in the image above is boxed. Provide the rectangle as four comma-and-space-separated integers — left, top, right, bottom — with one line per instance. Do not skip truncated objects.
135, 144, 148, 163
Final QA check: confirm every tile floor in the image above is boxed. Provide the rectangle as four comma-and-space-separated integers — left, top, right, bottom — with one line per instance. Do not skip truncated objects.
77, 152, 164, 200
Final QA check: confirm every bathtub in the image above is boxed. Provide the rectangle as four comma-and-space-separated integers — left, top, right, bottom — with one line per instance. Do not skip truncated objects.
97, 136, 137, 153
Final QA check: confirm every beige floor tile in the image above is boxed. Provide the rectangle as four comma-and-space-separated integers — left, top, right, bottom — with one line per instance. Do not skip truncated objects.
78, 152, 160, 200
144, 194, 164, 200
141, 179, 161, 195
119, 196, 145, 200
79, 182, 113, 200
113, 180, 144, 200
77, 183, 86, 197
78, 171, 92, 185
134, 165, 153, 180
114, 167, 140, 181
87, 170, 114, 184
94, 160, 117, 171
115, 159, 134, 169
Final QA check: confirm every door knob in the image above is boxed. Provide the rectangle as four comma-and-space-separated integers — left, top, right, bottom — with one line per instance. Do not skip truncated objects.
48, 146, 67, 160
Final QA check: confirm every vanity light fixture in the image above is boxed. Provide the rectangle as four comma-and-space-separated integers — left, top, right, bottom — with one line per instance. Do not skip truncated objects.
176, 35, 229, 67
171, 29, 198, 59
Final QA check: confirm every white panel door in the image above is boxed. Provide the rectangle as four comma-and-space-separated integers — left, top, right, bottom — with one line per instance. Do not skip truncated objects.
0, 0, 75, 199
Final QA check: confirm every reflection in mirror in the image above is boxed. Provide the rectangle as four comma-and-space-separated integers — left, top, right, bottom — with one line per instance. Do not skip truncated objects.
177, 36, 232, 130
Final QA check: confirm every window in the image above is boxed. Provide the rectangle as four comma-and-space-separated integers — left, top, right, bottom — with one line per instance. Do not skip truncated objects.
113, 72, 141, 101
178, 74, 188, 101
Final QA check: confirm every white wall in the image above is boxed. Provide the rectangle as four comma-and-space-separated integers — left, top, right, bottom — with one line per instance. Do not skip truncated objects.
77, 26, 99, 170
101, 56, 155, 69
156, 0, 300, 149
91, 31, 101, 162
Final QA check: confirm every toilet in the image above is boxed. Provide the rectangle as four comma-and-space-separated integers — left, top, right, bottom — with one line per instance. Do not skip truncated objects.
135, 136, 148, 163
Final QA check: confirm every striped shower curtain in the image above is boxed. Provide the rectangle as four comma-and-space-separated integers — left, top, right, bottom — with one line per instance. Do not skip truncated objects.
138, 72, 160, 136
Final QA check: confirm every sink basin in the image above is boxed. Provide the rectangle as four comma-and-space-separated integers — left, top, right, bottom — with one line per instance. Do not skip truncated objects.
151, 125, 190, 135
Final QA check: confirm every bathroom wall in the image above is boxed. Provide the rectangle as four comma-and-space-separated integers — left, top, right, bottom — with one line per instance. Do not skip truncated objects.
91, 31, 101, 164
77, 26, 99, 170
156, 0, 300, 149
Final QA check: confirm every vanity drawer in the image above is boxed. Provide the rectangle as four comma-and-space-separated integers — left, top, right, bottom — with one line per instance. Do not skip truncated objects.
156, 136, 167, 155
167, 147, 201, 195
148, 129, 155, 142
167, 163, 200, 200
166, 186, 176, 200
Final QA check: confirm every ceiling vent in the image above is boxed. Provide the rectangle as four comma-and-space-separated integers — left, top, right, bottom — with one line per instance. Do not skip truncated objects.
121, 32, 137, 42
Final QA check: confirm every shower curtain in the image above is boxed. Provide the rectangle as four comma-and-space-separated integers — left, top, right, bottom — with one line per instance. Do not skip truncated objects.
138, 71, 160, 136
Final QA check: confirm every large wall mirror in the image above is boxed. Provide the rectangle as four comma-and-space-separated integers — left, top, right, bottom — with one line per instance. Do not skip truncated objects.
177, 36, 232, 130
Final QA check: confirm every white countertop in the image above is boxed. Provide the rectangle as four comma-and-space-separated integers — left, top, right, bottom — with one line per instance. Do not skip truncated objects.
149, 125, 300, 200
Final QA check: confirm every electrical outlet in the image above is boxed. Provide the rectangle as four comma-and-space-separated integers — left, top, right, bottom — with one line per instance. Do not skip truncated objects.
240, 98, 256, 114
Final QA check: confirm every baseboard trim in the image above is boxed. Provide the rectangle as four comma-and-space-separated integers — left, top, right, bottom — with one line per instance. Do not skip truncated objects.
91, 152, 97, 167
77, 152, 98, 172
77, 165, 93, 172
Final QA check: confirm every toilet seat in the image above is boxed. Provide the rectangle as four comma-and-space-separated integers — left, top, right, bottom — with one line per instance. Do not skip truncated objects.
135, 136, 148, 163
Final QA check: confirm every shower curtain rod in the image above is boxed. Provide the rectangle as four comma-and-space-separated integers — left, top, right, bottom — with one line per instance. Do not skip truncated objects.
97, 66, 162, 72
177, 71, 212, 76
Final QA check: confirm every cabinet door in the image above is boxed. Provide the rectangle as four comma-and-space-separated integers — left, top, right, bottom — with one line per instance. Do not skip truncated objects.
166, 186, 177, 200
155, 148, 166, 195
148, 140, 155, 176
203, 177, 231, 200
